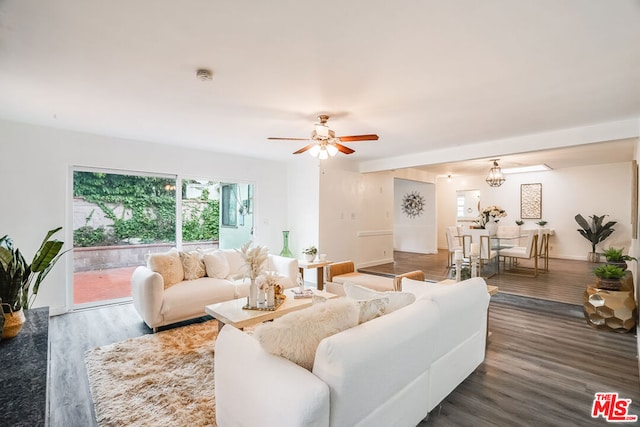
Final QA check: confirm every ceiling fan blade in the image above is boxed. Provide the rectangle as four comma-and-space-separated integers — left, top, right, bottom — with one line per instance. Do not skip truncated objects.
337, 134, 379, 142
267, 137, 310, 141
293, 144, 315, 154
334, 143, 355, 155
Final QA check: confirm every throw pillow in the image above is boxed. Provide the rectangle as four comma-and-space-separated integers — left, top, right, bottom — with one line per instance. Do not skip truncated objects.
202, 251, 230, 279
179, 251, 206, 280
356, 297, 389, 323
253, 297, 359, 370
146, 250, 184, 289
312, 293, 388, 323
343, 282, 416, 313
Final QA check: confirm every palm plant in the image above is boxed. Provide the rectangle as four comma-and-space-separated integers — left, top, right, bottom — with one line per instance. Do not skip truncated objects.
0, 227, 68, 312
574, 214, 616, 261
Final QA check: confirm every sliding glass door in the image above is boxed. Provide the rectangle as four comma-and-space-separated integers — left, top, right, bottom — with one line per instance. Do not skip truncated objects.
72, 169, 253, 308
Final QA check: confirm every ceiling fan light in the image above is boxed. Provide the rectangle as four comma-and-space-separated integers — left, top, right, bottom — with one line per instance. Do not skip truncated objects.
326, 144, 339, 156
315, 124, 330, 138
318, 148, 329, 160
309, 144, 321, 157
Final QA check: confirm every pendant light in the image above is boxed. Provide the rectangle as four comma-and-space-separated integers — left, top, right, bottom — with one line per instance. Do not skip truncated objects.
485, 159, 505, 187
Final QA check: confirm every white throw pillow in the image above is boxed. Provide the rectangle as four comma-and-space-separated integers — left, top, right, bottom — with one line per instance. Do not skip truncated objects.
146, 250, 184, 289
356, 297, 390, 323
253, 297, 359, 370
179, 251, 206, 280
343, 282, 416, 313
202, 251, 230, 279
312, 293, 388, 324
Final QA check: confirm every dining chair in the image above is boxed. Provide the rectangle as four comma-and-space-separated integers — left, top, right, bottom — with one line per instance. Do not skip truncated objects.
445, 226, 463, 267
496, 226, 521, 247
500, 230, 539, 277
462, 233, 497, 276
537, 228, 550, 271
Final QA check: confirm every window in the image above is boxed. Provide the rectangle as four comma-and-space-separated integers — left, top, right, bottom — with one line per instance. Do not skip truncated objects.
221, 184, 238, 227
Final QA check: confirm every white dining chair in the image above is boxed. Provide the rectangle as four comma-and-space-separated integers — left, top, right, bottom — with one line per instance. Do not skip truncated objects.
445, 226, 463, 267
500, 230, 539, 277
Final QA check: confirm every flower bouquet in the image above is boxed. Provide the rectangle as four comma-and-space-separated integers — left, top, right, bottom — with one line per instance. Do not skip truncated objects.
477, 205, 507, 228
237, 241, 269, 307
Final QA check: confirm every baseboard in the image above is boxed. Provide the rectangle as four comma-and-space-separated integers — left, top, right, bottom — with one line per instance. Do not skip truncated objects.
47, 306, 67, 316
357, 257, 394, 268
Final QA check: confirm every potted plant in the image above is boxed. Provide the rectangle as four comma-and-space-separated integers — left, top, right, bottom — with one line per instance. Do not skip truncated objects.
0, 227, 68, 338
593, 264, 626, 290
302, 246, 317, 262
453, 266, 471, 281
575, 214, 616, 262
602, 247, 636, 271
536, 220, 548, 227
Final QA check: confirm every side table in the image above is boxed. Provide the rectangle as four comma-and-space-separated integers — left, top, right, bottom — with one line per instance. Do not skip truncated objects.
298, 260, 332, 290
583, 286, 636, 332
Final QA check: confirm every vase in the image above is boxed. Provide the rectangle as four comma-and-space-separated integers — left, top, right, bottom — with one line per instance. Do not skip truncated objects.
279, 231, 294, 258
248, 279, 258, 308
267, 286, 275, 308
2, 308, 26, 339
485, 221, 498, 235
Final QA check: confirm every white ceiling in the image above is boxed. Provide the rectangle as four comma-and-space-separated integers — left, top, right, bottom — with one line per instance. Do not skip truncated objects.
1, 1, 639, 172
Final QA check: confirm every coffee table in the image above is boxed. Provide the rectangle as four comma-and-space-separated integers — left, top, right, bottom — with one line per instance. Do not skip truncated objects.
205, 288, 337, 332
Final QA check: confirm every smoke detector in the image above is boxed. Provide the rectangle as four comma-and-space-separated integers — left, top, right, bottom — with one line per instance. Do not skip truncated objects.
196, 68, 213, 81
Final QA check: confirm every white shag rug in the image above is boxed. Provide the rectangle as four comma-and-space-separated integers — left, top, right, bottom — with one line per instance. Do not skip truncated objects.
85, 321, 218, 427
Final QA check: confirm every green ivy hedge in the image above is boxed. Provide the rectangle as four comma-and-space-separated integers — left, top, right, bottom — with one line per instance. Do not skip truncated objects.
73, 172, 219, 246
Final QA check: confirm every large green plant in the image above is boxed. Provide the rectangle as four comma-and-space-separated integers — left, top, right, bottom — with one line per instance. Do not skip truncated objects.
575, 214, 616, 253
0, 228, 68, 311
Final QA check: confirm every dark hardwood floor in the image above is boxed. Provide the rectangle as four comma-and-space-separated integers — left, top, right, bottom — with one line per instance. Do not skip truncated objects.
361, 249, 598, 306
46, 252, 639, 426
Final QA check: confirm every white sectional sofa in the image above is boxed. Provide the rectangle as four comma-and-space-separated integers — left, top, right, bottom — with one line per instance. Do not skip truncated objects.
131, 249, 298, 331
214, 277, 490, 426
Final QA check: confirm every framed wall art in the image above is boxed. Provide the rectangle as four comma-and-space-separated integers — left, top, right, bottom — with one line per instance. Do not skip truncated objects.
520, 183, 542, 219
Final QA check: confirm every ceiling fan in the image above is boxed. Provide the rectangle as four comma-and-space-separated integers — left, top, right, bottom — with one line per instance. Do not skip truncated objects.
268, 115, 379, 159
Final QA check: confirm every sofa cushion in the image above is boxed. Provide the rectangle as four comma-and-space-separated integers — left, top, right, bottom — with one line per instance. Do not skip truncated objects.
221, 249, 247, 280
253, 297, 359, 370
179, 251, 206, 280
203, 251, 230, 279
344, 282, 416, 313
160, 277, 237, 318
146, 250, 184, 289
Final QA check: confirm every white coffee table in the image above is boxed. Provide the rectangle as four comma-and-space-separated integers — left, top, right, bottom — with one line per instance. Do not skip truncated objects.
205, 288, 337, 332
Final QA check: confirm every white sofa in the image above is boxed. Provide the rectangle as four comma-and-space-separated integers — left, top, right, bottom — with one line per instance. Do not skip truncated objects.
214, 277, 490, 426
131, 249, 298, 331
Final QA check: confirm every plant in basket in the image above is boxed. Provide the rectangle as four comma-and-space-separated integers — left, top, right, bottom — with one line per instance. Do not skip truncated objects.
602, 247, 636, 271
593, 264, 626, 290
0, 227, 69, 338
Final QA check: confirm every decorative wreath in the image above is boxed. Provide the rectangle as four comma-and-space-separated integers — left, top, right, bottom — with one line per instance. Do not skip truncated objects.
401, 191, 425, 218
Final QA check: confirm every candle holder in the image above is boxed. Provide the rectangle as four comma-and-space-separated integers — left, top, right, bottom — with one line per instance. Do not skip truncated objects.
470, 255, 479, 278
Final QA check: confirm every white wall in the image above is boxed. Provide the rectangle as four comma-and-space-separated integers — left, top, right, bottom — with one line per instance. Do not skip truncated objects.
436, 161, 633, 260
0, 119, 290, 314
394, 178, 437, 254
317, 160, 394, 269
286, 158, 320, 260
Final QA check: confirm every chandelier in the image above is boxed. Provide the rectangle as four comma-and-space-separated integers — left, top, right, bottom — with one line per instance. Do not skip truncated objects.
485, 160, 505, 187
